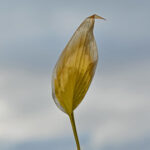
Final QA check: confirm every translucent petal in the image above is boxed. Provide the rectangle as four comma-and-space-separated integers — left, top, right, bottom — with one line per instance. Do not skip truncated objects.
52, 14, 103, 115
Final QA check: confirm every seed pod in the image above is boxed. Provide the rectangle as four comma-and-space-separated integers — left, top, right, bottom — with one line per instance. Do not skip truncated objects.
52, 14, 105, 150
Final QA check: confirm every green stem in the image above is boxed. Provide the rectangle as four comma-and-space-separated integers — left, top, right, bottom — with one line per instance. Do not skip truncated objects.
69, 112, 81, 150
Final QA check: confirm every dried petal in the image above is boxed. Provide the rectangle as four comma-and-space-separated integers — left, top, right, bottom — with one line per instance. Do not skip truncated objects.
52, 14, 104, 115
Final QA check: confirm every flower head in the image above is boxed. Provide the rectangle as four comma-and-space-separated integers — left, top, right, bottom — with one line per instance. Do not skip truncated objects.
52, 14, 105, 115
51, 14, 105, 150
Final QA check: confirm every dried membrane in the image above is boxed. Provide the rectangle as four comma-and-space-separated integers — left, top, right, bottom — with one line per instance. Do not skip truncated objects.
52, 14, 104, 115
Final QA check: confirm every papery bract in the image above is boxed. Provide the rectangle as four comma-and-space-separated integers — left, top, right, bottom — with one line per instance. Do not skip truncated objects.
52, 14, 104, 115
51, 14, 105, 150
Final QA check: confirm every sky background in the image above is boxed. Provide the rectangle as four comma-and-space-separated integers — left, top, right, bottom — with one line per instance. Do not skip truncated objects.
0, 0, 150, 150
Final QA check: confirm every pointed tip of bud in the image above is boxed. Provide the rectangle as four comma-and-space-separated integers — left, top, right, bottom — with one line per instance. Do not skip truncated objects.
88, 14, 106, 20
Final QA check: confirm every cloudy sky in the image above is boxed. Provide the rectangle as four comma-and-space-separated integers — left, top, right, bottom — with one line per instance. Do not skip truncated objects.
0, 0, 150, 150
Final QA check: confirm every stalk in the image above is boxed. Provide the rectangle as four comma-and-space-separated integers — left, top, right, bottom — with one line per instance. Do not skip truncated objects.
69, 112, 81, 150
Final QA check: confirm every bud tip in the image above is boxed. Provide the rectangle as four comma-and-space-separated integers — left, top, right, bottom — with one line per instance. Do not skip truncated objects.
88, 14, 106, 20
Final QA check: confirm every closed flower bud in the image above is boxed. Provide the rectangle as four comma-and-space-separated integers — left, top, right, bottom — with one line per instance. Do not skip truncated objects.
51, 14, 105, 150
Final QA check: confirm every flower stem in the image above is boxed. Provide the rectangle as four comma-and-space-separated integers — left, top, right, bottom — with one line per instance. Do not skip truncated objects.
69, 112, 81, 150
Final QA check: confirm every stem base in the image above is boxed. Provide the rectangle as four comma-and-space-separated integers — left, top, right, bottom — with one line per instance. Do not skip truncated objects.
69, 112, 81, 150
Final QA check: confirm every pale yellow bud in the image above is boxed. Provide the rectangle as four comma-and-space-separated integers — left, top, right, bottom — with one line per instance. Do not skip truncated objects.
51, 14, 105, 150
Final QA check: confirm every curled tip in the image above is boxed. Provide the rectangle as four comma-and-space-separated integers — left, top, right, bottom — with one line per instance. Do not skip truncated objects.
88, 14, 106, 20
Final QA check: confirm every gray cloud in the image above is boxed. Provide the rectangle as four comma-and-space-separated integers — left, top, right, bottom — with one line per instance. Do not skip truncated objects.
1, 0, 150, 72
0, 60, 150, 149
